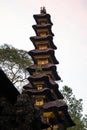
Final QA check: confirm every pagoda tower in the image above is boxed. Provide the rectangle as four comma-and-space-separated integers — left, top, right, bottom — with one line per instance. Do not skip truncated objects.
23, 7, 75, 130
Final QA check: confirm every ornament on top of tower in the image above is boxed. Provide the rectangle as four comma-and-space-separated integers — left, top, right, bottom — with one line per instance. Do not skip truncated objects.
40, 6, 46, 14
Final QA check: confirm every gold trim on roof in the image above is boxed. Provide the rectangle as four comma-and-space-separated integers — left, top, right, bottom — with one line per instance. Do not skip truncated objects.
33, 81, 45, 85
34, 55, 50, 59
35, 41, 49, 45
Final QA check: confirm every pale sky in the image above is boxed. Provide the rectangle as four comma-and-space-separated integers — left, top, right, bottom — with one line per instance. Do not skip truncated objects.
0, 0, 87, 115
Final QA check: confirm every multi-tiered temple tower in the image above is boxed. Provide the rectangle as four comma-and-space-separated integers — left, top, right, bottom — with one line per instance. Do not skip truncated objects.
23, 7, 75, 130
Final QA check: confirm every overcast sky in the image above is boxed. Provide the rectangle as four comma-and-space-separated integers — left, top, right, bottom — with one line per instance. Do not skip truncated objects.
0, 0, 87, 115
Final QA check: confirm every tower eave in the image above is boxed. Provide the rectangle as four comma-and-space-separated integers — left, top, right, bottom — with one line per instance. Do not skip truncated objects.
33, 13, 53, 25
32, 24, 54, 36
28, 48, 59, 64
30, 35, 57, 49
43, 100, 75, 127
28, 74, 63, 99
23, 88, 56, 101
27, 64, 61, 81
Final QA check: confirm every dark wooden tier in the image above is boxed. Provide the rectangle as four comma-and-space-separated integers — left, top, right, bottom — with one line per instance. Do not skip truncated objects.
43, 100, 75, 128
28, 74, 58, 87
32, 24, 54, 36
24, 88, 56, 101
33, 13, 53, 25
28, 48, 59, 64
43, 99, 67, 111
0, 68, 20, 104
30, 35, 57, 49
23, 74, 63, 99
27, 64, 61, 81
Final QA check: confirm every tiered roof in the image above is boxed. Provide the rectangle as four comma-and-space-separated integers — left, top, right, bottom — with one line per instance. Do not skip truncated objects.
23, 74, 63, 99
28, 48, 59, 64
30, 35, 57, 49
33, 13, 53, 25
32, 24, 54, 36
43, 100, 75, 127
27, 64, 61, 81
23, 7, 75, 129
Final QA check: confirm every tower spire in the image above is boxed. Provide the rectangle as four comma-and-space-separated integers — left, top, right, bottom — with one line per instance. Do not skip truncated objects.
40, 6, 46, 14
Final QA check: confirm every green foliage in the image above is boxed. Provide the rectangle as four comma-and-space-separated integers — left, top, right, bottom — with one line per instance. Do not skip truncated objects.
61, 86, 87, 130
0, 93, 42, 130
83, 115, 87, 130
0, 44, 32, 90
35, 65, 43, 74
0, 44, 32, 68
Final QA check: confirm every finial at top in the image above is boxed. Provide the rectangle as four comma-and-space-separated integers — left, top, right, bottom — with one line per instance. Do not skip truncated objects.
40, 6, 46, 14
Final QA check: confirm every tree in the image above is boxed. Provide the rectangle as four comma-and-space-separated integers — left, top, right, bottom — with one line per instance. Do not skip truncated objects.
0, 44, 32, 91
0, 91, 42, 130
83, 115, 87, 130
61, 86, 86, 130
14, 92, 35, 130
